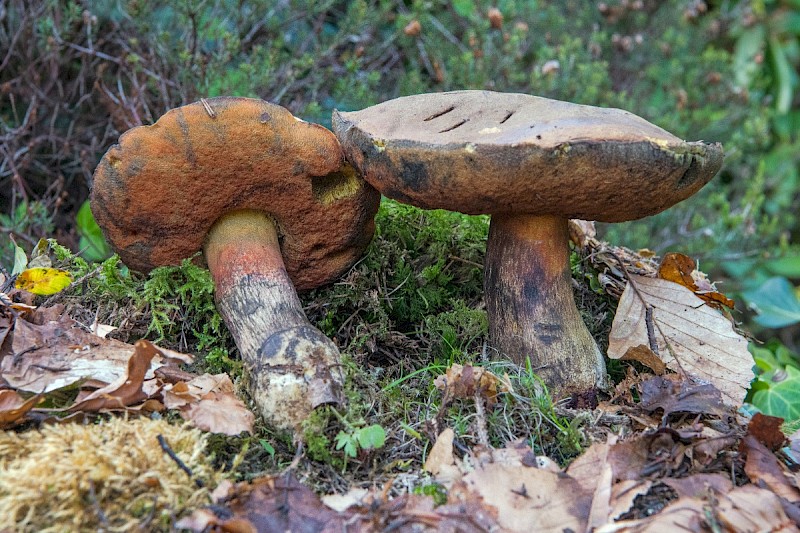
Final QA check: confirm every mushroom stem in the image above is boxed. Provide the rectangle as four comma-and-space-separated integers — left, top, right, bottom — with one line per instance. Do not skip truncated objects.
484, 214, 607, 397
204, 209, 344, 428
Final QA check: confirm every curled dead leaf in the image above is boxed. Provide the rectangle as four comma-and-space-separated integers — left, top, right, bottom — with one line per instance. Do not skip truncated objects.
0, 390, 42, 428
163, 373, 254, 435
659, 252, 734, 310
68, 339, 158, 412
433, 363, 512, 407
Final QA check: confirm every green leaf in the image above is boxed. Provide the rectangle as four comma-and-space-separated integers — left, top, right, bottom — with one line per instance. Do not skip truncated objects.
765, 255, 800, 278
28, 238, 51, 269
259, 439, 275, 458
356, 424, 386, 450
76, 200, 112, 262
11, 243, 27, 276
768, 36, 796, 114
452, 0, 475, 18
751, 366, 800, 423
744, 277, 800, 328
733, 26, 765, 89
335, 431, 358, 458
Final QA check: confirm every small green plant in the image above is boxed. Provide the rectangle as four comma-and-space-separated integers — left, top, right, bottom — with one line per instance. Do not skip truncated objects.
75, 200, 112, 263
748, 341, 800, 429
413, 482, 448, 506
334, 422, 387, 459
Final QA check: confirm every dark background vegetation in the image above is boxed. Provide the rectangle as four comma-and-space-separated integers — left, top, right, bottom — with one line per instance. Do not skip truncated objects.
1, 0, 799, 442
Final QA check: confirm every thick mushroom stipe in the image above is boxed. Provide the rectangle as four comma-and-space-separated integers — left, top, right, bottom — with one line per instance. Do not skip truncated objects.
91, 97, 380, 430
333, 90, 724, 399
485, 214, 606, 393
205, 210, 342, 419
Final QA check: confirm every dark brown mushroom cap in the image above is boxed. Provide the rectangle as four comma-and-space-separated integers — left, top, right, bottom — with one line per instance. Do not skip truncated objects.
333, 90, 723, 222
91, 97, 380, 290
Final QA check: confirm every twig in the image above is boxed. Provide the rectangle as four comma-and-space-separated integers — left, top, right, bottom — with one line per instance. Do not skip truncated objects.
473, 391, 490, 448
87, 479, 110, 529
157, 434, 204, 488
645, 306, 658, 354
281, 439, 305, 476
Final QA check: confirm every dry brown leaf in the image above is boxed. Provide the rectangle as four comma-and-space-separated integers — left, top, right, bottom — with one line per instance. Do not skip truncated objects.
565, 436, 635, 527
599, 484, 795, 533
164, 373, 254, 435
658, 252, 734, 310
68, 340, 157, 412
606, 437, 651, 481
608, 274, 753, 406
423, 427, 456, 476
566, 438, 614, 494
661, 473, 733, 499
0, 390, 42, 428
456, 462, 591, 533
618, 345, 666, 375
321, 488, 369, 513
638, 374, 727, 418
742, 434, 800, 504
433, 363, 512, 407
182, 390, 254, 436
568, 219, 597, 248
178, 474, 499, 532
2, 312, 192, 393
715, 485, 798, 532
748, 412, 787, 451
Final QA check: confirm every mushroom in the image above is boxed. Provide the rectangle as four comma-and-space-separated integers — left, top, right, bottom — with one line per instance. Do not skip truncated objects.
91, 97, 380, 429
333, 90, 723, 398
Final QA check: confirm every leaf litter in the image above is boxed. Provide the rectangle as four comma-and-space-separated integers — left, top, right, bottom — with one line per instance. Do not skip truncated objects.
175, 366, 800, 532
0, 303, 252, 435
4, 233, 800, 531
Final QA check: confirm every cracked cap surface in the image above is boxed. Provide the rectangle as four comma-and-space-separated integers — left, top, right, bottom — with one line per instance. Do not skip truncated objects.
92, 97, 380, 290
333, 90, 723, 222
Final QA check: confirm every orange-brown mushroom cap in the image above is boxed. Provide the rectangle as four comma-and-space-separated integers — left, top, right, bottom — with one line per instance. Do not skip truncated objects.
333, 90, 723, 221
92, 97, 380, 290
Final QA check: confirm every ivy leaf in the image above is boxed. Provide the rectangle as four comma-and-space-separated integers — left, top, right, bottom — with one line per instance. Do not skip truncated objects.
751, 366, 800, 424
744, 277, 800, 329
356, 424, 386, 451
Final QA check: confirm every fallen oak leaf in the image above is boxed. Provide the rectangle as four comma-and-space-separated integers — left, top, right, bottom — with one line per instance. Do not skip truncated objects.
2, 311, 192, 394
608, 274, 753, 406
